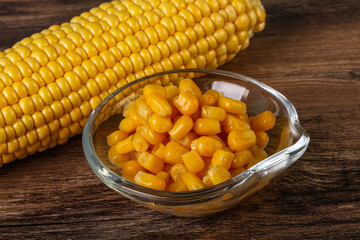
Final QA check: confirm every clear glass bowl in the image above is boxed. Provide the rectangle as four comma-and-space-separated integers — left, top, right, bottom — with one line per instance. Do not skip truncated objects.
82, 69, 310, 217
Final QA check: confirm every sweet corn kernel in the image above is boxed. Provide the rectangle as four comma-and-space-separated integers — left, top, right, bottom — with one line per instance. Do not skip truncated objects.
250, 111, 276, 131
236, 113, 249, 123
119, 117, 137, 133
232, 149, 254, 168
172, 90, 199, 115
255, 131, 269, 149
107, 130, 128, 146
140, 125, 165, 145
196, 136, 224, 157
134, 99, 153, 121
245, 161, 255, 170
202, 175, 213, 188
156, 171, 170, 183
205, 89, 220, 100
199, 93, 216, 106
132, 131, 150, 152
163, 141, 188, 164
250, 145, 268, 162
122, 159, 145, 180
189, 104, 202, 122
211, 150, 234, 170
178, 78, 201, 96
230, 166, 246, 177
143, 84, 166, 98
170, 163, 187, 182
193, 118, 221, 135
228, 130, 257, 151
129, 106, 144, 126
151, 143, 166, 160
137, 151, 164, 174
207, 165, 232, 185
134, 171, 166, 191
149, 113, 172, 133
223, 114, 251, 133
218, 96, 246, 115
145, 93, 172, 117
181, 172, 204, 190
108, 145, 131, 168
168, 115, 193, 140
169, 180, 187, 192
182, 150, 205, 174
116, 135, 135, 154
165, 85, 179, 99
174, 131, 198, 149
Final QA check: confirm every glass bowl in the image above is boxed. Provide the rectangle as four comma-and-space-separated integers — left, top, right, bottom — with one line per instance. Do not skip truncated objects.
82, 69, 310, 217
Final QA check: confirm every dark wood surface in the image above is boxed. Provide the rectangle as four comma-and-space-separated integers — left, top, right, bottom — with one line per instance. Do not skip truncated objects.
1, 0, 359, 239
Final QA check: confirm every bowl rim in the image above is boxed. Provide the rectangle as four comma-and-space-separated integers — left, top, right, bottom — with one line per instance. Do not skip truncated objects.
82, 68, 310, 199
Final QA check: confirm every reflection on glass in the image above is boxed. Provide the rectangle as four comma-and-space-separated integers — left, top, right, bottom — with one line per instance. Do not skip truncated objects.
211, 81, 249, 101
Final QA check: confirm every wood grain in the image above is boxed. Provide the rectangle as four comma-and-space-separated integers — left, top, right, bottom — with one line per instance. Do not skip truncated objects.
0, 0, 359, 239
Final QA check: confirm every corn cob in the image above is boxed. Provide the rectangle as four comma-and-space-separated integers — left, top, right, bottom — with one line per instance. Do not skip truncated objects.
0, 0, 266, 167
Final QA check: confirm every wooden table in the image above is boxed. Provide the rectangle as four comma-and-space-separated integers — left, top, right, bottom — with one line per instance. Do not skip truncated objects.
1, 0, 359, 238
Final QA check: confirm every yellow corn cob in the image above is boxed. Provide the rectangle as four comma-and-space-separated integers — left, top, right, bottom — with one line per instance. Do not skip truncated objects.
0, 0, 266, 167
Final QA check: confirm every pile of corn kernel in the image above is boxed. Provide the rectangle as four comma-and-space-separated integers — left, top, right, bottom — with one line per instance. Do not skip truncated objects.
106, 78, 275, 191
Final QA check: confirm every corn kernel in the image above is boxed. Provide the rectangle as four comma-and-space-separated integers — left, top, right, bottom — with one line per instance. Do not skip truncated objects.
189, 104, 202, 122
165, 85, 179, 99
230, 166, 245, 177
173, 130, 198, 149
170, 163, 187, 182
193, 118, 221, 135
119, 117, 137, 134
134, 99, 153, 121
211, 150, 234, 170
169, 180, 187, 192
149, 113, 172, 133
182, 150, 205, 174
199, 93, 216, 106
218, 96, 246, 115
255, 131, 269, 149
143, 84, 166, 98
132, 131, 150, 152
201, 105, 226, 122
207, 165, 232, 185
168, 115, 193, 140
151, 143, 166, 160
181, 172, 204, 190
250, 111, 276, 131
137, 151, 164, 174
172, 90, 199, 115
140, 125, 165, 145
223, 114, 251, 133
129, 106, 144, 126
122, 159, 145, 180
108, 145, 131, 168
250, 145, 268, 162
156, 171, 170, 183
228, 130, 257, 151
134, 171, 166, 191
202, 175, 213, 188
2, 106, 17, 125
145, 93, 172, 117
196, 136, 224, 157
116, 135, 135, 154
107, 130, 128, 147
163, 141, 188, 164
232, 149, 254, 168
178, 78, 201, 96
